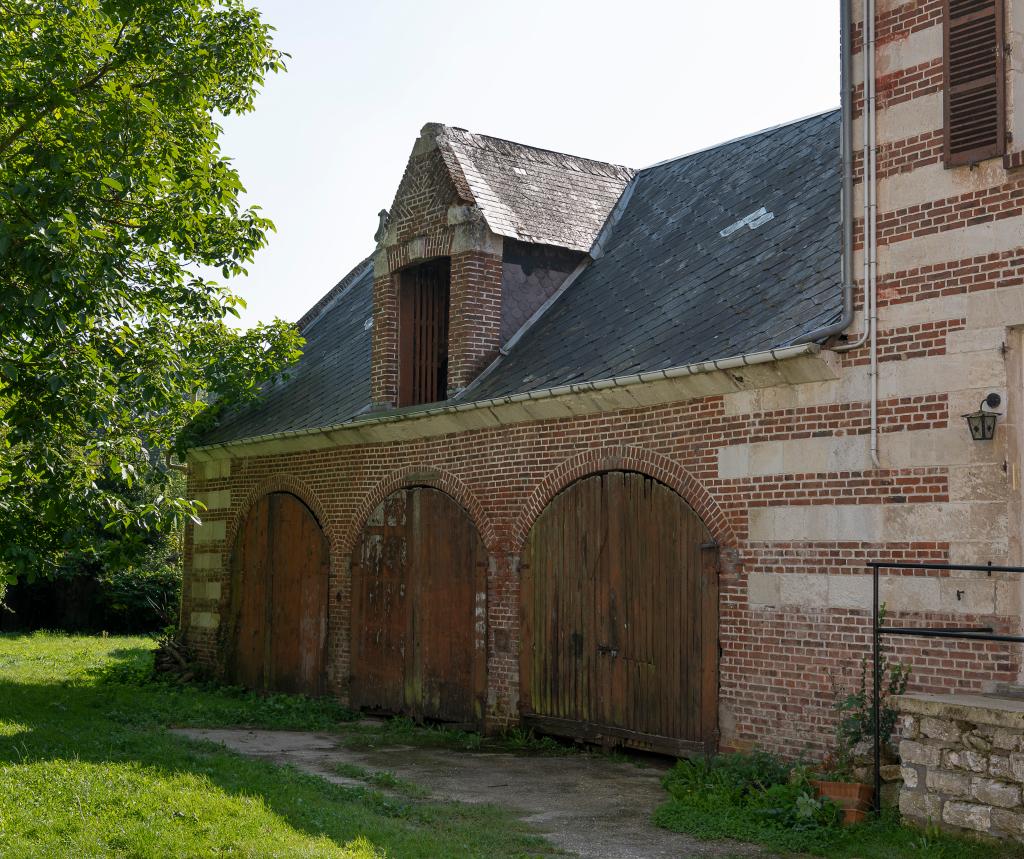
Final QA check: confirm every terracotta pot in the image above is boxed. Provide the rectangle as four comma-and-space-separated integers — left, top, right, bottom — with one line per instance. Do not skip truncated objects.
812, 780, 874, 826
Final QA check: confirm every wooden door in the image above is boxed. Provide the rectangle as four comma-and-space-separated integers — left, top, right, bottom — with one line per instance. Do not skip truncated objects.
520, 471, 719, 756
229, 493, 329, 696
350, 487, 487, 725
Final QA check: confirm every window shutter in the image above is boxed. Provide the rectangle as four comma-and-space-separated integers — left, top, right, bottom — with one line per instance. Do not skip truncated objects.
398, 260, 450, 407
944, 0, 1006, 166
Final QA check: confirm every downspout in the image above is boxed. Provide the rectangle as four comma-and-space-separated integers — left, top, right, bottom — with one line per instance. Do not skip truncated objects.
794, 0, 879, 468
794, 0, 864, 350
865, 0, 881, 468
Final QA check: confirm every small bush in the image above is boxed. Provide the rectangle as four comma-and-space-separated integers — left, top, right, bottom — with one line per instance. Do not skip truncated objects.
655, 751, 1016, 858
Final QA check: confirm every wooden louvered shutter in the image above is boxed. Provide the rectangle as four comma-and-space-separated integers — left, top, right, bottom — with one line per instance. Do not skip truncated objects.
944, 0, 1006, 166
398, 259, 450, 406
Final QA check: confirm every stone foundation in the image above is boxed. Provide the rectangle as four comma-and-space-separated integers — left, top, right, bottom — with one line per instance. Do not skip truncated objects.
897, 693, 1024, 842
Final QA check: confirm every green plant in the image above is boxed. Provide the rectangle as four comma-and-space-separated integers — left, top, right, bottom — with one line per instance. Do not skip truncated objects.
831, 605, 911, 763
655, 751, 1017, 858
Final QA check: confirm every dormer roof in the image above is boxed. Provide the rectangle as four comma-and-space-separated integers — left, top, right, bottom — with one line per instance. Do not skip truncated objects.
431, 124, 635, 252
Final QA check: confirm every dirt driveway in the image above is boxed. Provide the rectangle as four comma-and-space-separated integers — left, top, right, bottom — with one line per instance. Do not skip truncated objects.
173, 727, 764, 859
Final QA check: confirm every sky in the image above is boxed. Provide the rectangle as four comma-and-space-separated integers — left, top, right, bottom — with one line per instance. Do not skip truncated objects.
219, 1, 841, 328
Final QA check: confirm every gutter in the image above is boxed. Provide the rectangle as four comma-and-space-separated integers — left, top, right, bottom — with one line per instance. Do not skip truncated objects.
192, 343, 821, 456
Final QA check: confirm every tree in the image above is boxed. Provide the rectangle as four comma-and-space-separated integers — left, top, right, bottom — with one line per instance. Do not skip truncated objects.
0, 0, 304, 584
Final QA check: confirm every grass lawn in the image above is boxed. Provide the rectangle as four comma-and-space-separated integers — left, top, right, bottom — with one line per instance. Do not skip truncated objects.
0, 632, 556, 858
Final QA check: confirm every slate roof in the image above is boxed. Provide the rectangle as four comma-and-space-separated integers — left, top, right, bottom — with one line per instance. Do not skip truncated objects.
467, 110, 842, 399
201, 258, 375, 445
437, 126, 635, 253
199, 110, 842, 448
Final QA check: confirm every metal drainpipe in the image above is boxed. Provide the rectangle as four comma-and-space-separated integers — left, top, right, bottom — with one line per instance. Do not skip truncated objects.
865, 0, 881, 468
793, 0, 866, 351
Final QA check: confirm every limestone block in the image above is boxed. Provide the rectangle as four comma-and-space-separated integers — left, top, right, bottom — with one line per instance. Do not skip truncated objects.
947, 326, 1007, 356
945, 749, 989, 773
927, 769, 972, 798
900, 714, 920, 740
943, 801, 992, 833
991, 808, 1024, 839
991, 755, 1014, 780
880, 293, 967, 330
717, 444, 748, 479
883, 216, 1024, 280
938, 579, 997, 615
192, 552, 222, 572
995, 730, 1024, 752
948, 464, 1009, 504
854, 91, 942, 149
963, 730, 994, 754
880, 764, 903, 783
900, 789, 943, 822
972, 777, 1021, 808
193, 520, 225, 545
901, 740, 942, 768
902, 765, 920, 789
1010, 752, 1024, 781
191, 580, 221, 602
196, 489, 231, 510
827, 574, 872, 610
747, 574, 780, 607
196, 459, 231, 480
996, 581, 1021, 617
880, 576, 941, 613
921, 717, 963, 743
780, 573, 827, 608
969, 285, 1024, 330
191, 611, 220, 630
748, 442, 785, 477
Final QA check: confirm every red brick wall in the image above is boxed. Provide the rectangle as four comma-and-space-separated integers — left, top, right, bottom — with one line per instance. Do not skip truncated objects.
448, 250, 503, 391
184, 389, 1020, 755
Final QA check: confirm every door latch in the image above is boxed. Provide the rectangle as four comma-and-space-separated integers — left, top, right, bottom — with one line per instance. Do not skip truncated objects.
597, 644, 618, 657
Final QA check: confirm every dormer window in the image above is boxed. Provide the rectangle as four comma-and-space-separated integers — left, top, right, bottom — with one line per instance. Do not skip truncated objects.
398, 258, 450, 406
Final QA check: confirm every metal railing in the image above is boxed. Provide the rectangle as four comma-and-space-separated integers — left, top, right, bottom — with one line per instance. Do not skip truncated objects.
870, 561, 1024, 813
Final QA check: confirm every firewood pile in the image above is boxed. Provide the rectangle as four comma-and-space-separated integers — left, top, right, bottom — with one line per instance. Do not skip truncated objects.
153, 633, 197, 682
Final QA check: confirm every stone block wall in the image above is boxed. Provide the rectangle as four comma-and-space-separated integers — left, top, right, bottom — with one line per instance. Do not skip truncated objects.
898, 693, 1024, 841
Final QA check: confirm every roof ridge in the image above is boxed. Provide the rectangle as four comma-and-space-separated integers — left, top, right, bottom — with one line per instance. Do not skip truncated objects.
640, 107, 840, 172
441, 126, 634, 177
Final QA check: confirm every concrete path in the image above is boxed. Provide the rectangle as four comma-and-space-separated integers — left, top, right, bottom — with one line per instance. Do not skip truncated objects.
173, 727, 765, 859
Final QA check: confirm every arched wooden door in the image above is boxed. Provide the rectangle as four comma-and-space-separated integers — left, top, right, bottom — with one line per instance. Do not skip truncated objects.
521, 471, 719, 756
350, 487, 487, 726
229, 492, 329, 696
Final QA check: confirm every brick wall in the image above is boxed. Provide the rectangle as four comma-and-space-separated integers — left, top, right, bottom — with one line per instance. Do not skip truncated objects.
182, 1, 1024, 758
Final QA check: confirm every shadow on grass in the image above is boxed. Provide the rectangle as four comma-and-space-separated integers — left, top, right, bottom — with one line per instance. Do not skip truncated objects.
0, 642, 555, 859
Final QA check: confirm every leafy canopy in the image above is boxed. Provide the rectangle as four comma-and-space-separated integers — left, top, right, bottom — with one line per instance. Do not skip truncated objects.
0, 0, 304, 581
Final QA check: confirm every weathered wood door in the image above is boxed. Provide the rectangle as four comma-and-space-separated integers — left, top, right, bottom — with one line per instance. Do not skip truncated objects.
350, 487, 487, 726
521, 471, 719, 756
229, 492, 329, 696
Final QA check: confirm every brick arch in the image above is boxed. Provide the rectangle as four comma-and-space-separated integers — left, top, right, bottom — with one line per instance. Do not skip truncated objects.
225, 473, 333, 555
510, 445, 737, 552
339, 466, 497, 555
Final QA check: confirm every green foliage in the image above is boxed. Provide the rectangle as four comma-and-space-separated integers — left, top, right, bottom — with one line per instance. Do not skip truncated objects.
333, 763, 429, 799
831, 605, 912, 761
655, 751, 1011, 858
0, 0, 304, 581
0, 632, 557, 857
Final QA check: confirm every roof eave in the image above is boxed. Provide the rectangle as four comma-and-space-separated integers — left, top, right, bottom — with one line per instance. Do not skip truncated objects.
188, 343, 839, 462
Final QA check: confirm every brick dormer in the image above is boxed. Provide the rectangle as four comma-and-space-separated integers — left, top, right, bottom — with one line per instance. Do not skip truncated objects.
370, 123, 633, 409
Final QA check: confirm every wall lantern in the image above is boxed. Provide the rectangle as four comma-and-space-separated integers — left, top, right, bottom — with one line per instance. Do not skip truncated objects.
963, 393, 1002, 441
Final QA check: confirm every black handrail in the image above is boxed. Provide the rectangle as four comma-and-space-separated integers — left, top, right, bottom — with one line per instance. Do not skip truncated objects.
870, 561, 1024, 813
